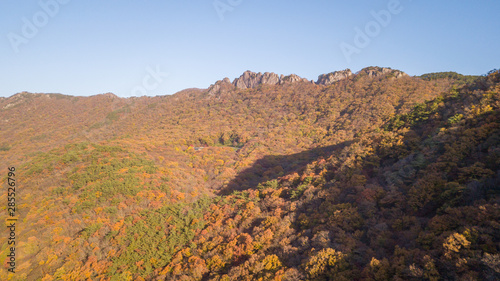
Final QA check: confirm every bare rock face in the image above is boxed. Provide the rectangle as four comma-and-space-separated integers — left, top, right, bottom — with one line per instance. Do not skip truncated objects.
234, 71, 264, 89
261, 72, 280, 85
280, 74, 310, 84
233, 71, 308, 89
316, 69, 353, 85
206, 67, 410, 97
207, 70, 310, 96
358, 66, 408, 79
393, 71, 409, 79
207, 77, 233, 96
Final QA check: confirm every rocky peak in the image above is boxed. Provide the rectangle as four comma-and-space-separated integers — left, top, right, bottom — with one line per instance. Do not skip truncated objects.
316, 69, 353, 85
233, 71, 311, 89
206, 77, 233, 96
280, 74, 310, 84
206, 70, 310, 96
261, 72, 281, 85
358, 66, 408, 79
233, 71, 265, 89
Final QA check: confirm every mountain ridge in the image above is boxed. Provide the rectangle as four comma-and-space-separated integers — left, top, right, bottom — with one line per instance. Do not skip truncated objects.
206, 66, 409, 96
3, 66, 484, 100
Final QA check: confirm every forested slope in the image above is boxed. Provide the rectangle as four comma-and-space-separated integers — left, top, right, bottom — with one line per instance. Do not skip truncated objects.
0, 67, 498, 280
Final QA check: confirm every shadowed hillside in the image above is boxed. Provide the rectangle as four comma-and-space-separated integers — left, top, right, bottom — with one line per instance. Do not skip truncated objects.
220, 142, 353, 195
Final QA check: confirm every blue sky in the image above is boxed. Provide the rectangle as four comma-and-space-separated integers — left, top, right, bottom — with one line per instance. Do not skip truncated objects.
1, 0, 499, 97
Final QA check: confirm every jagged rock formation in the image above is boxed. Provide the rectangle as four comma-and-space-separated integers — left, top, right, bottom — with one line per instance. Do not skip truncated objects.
206, 67, 409, 96
231, 71, 274, 90
207, 71, 310, 96
357, 66, 408, 79
233, 71, 263, 89
260, 72, 281, 85
206, 78, 234, 96
233, 71, 310, 89
316, 69, 353, 85
279, 74, 310, 84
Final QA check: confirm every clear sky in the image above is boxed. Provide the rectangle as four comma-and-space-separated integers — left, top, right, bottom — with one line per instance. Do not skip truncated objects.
1, 0, 499, 97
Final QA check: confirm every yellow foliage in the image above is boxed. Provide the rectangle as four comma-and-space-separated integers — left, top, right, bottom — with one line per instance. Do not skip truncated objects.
176, 192, 185, 200
444, 233, 471, 258
263, 216, 279, 228
172, 264, 182, 275
41, 274, 54, 281
444, 233, 471, 253
52, 227, 63, 235
118, 167, 129, 173
370, 257, 381, 268
208, 255, 225, 271
112, 219, 124, 231
47, 253, 58, 265
305, 248, 345, 278
262, 254, 282, 271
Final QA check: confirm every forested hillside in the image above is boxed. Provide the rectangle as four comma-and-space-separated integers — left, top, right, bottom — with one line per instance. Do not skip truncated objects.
0, 67, 498, 280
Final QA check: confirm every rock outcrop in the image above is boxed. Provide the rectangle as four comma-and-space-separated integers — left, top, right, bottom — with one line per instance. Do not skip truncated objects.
232, 71, 309, 89
206, 67, 409, 97
233, 71, 263, 89
280, 74, 310, 84
207, 71, 310, 96
206, 77, 233, 96
261, 72, 281, 85
316, 69, 353, 85
357, 66, 408, 79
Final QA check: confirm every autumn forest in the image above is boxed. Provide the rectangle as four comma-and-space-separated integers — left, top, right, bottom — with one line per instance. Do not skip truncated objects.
0, 67, 499, 280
